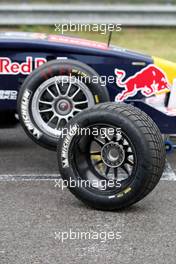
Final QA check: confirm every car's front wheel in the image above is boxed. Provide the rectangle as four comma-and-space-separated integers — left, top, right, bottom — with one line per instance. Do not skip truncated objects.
17, 59, 109, 150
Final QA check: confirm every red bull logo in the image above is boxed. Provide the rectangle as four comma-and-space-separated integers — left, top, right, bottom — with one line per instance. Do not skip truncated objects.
115, 65, 170, 102
0, 57, 47, 75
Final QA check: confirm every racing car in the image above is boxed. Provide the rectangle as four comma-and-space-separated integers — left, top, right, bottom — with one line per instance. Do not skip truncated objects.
2, 31, 175, 210
0, 31, 174, 147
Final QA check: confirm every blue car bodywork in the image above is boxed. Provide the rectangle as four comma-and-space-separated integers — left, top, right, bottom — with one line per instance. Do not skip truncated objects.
0, 31, 175, 134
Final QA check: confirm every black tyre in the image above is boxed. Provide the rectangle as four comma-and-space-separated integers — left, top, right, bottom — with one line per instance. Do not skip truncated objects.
57, 102, 166, 210
17, 59, 109, 150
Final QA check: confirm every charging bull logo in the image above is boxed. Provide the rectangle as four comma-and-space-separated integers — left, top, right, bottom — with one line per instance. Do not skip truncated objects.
115, 65, 170, 102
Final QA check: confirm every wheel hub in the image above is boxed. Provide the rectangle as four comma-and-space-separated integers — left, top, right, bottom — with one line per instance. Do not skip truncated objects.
55, 98, 72, 116
101, 142, 125, 168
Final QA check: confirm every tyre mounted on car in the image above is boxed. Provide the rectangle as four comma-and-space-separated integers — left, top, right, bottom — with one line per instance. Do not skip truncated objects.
17, 59, 109, 150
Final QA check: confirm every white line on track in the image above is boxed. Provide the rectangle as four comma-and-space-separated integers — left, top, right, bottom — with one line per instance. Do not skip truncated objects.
0, 162, 175, 181
161, 161, 176, 181
0, 174, 60, 181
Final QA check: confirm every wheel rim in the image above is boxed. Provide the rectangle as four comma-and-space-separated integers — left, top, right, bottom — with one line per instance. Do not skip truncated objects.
72, 124, 137, 194
31, 76, 95, 137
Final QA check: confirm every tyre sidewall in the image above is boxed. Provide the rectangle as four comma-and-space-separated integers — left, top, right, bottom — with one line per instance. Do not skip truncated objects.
18, 60, 109, 150
57, 109, 154, 209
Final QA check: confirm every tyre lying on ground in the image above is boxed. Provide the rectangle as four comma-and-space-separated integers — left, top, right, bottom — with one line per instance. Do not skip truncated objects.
17, 59, 109, 150
57, 102, 166, 210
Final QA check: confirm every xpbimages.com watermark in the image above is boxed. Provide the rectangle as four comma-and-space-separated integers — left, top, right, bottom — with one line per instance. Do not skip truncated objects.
55, 229, 122, 243
55, 74, 116, 87
58, 124, 122, 138
54, 178, 121, 191
55, 22, 122, 35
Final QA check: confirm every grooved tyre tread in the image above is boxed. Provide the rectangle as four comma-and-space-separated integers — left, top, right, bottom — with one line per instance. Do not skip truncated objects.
57, 102, 166, 210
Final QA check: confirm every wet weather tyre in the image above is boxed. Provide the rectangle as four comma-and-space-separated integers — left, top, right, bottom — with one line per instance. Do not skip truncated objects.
57, 102, 166, 210
17, 59, 109, 150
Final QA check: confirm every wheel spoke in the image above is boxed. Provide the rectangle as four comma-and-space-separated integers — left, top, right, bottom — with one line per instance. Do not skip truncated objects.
127, 151, 133, 156
54, 77, 61, 96
126, 158, 134, 166
71, 87, 81, 98
114, 167, 118, 178
56, 117, 61, 129
47, 88, 56, 98
105, 166, 110, 176
47, 114, 56, 125
121, 164, 130, 176
74, 100, 88, 106
94, 137, 105, 147
118, 138, 124, 145
112, 135, 117, 142
39, 108, 52, 113
39, 100, 53, 105
65, 82, 72, 96
73, 108, 82, 113
103, 133, 111, 143
95, 159, 103, 166
90, 151, 101, 156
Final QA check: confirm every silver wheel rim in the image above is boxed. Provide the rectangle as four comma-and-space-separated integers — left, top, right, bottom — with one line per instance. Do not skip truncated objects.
31, 76, 95, 137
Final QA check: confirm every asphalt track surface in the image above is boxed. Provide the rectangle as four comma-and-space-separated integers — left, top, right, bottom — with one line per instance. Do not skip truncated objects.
0, 125, 176, 264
